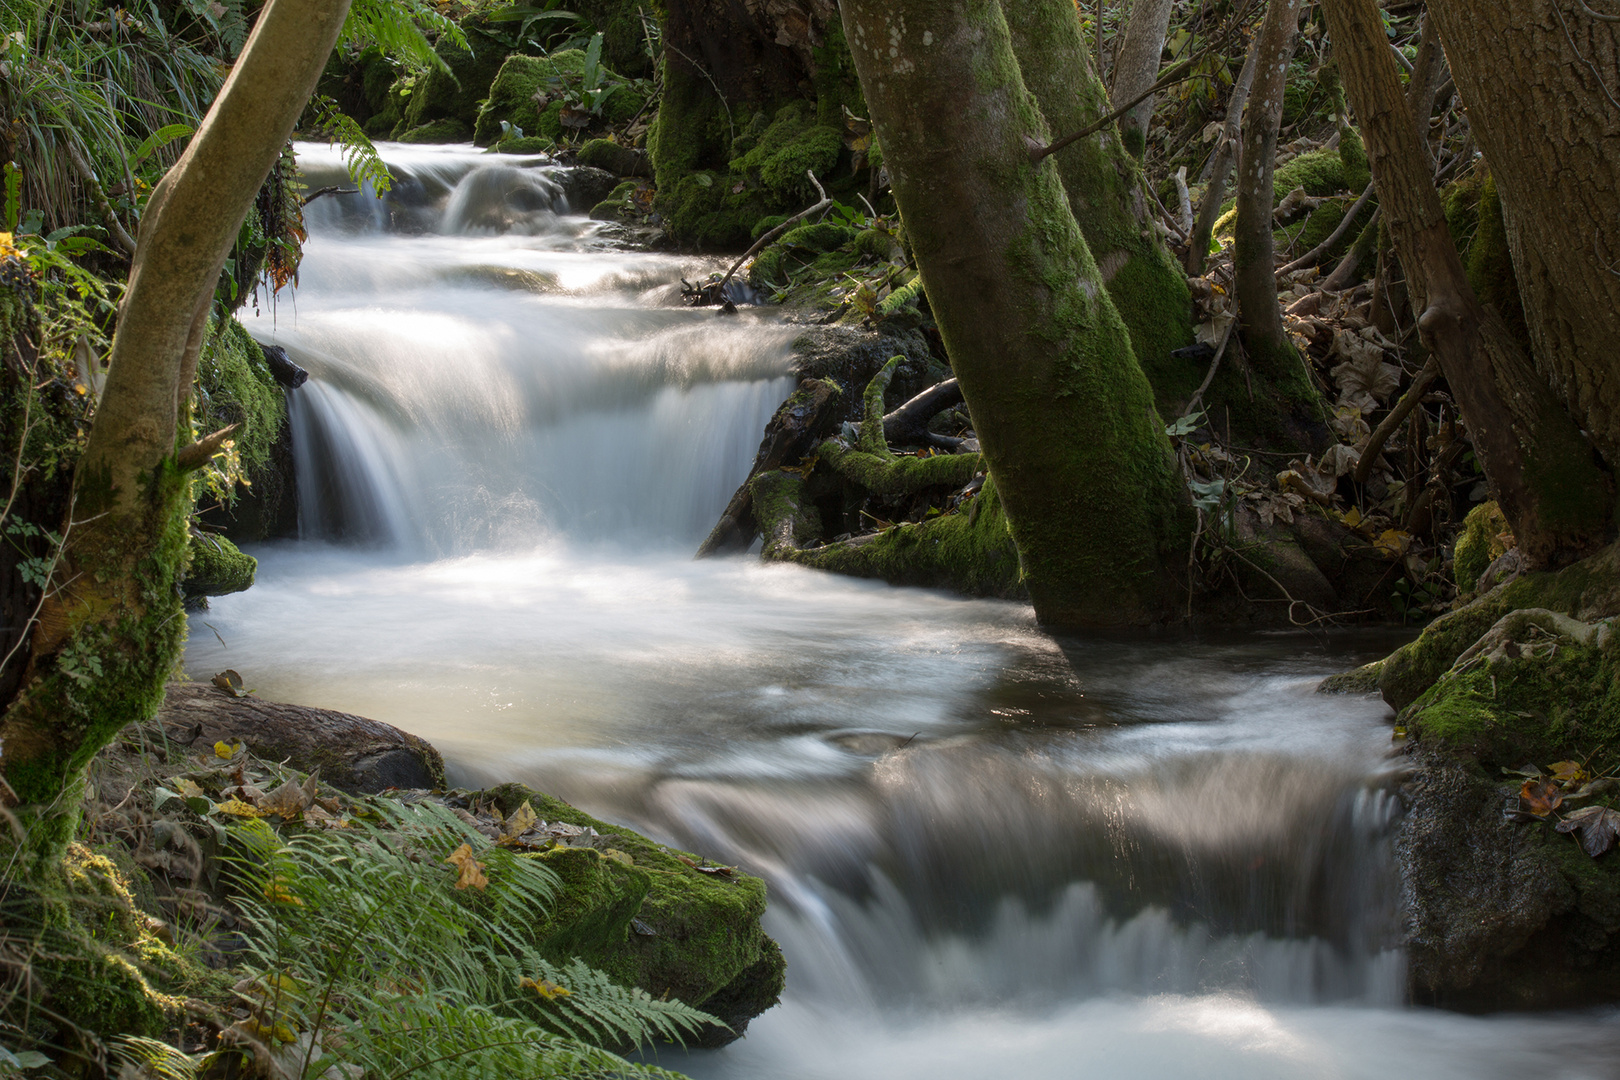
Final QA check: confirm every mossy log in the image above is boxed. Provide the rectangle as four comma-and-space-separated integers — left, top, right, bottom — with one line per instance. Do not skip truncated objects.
695, 378, 843, 558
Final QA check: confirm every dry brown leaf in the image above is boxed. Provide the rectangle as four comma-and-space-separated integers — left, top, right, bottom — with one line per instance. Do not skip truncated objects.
444, 843, 489, 890
1520, 778, 1565, 818
1556, 805, 1620, 857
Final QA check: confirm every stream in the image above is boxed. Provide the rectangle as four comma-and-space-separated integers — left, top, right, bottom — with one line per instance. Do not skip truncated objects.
185, 144, 1620, 1079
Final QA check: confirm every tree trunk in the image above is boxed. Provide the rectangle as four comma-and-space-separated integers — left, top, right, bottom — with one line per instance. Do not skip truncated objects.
1111, 0, 1177, 157
1323, 0, 1614, 567
840, 0, 1190, 626
1424, 0, 1620, 470
1234, 0, 1312, 395
1188, 33, 1260, 276
1003, 0, 1196, 414
0, 0, 351, 821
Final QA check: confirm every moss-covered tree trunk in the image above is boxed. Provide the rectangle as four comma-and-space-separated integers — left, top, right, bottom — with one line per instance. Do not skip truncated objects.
1322, 0, 1614, 568
1424, 0, 1620, 472
839, 0, 1190, 627
1002, 0, 1194, 413
1233, 0, 1310, 392
0, 0, 351, 832
1188, 33, 1259, 276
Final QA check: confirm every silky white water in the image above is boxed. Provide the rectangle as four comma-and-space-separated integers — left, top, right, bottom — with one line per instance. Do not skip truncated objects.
186, 143, 1620, 1078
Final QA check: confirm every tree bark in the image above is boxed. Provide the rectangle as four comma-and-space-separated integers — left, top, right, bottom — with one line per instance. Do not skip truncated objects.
1003, 0, 1196, 412
1189, 33, 1261, 275
1234, 0, 1310, 389
1323, 0, 1614, 567
1111, 0, 1177, 157
841, 0, 1190, 626
1424, 0, 1620, 469
0, 0, 352, 816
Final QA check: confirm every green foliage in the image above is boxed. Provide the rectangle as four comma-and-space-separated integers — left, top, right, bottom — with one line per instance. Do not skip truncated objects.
729, 103, 842, 203
224, 804, 713, 1078
340, 0, 466, 75
1454, 500, 1511, 595
305, 96, 393, 196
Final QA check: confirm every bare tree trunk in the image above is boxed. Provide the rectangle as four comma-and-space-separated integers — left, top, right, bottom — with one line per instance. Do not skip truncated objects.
1425, 0, 1620, 469
1189, 33, 1261, 274
1234, 0, 1312, 393
1003, 0, 1196, 412
0, 0, 351, 817
1323, 0, 1614, 567
840, 0, 1189, 626
1112, 0, 1177, 157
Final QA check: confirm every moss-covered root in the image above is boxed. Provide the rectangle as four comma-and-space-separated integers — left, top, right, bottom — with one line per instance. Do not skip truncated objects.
182, 533, 257, 603
1453, 500, 1512, 594
477, 783, 784, 1045
754, 469, 1026, 598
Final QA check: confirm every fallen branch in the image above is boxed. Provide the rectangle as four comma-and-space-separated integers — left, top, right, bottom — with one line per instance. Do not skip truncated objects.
883, 378, 964, 449
1276, 180, 1377, 276
713, 171, 831, 301
175, 423, 241, 472
1352, 356, 1440, 485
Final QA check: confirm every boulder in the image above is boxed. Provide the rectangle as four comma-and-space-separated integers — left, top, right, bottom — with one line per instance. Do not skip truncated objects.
155, 682, 445, 793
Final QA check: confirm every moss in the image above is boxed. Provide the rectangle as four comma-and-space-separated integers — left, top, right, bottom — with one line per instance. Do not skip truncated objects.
1338, 126, 1371, 192
1454, 500, 1511, 594
780, 222, 857, 253
1465, 173, 1532, 355
1272, 149, 1348, 200
750, 214, 789, 240
479, 783, 783, 1022
524, 845, 652, 965
1106, 250, 1197, 413
660, 171, 767, 251
576, 138, 641, 175
199, 317, 284, 480
397, 118, 472, 143
474, 51, 645, 147
1318, 659, 1384, 694
588, 180, 641, 222
1378, 590, 1519, 710
182, 533, 256, 601
1443, 170, 1486, 255
1404, 620, 1620, 767
729, 103, 843, 203
496, 135, 555, 155
397, 22, 510, 137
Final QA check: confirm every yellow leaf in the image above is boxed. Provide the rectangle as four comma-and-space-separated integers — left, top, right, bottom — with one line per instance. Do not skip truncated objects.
1373, 529, 1410, 558
214, 740, 243, 758
1550, 760, 1587, 784
504, 800, 539, 838
175, 778, 206, 799
519, 977, 572, 1000
263, 876, 303, 906
444, 843, 489, 890
217, 798, 263, 818
1341, 506, 1363, 529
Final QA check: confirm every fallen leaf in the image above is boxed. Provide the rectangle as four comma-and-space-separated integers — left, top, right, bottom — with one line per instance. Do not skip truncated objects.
504, 800, 539, 839
212, 669, 249, 697
1550, 760, 1588, 784
260, 772, 319, 820
214, 739, 244, 759
445, 843, 489, 890
519, 976, 572, 999
601, 848, 635, 866
215, 798, 263, 818
1556, 805, 1620, 857
1520, 778, 1565, 818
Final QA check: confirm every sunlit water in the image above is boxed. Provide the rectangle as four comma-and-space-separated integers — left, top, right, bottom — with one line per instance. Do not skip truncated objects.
185, 143, 1620, 1078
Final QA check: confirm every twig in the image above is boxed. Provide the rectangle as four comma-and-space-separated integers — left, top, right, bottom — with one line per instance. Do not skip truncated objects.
1578, 0, 1620, 22
1184, 317, 1237, 417
301, 186, 359, 205
1276, 180, 1377, 276
1352, 356, 1440, 485
715, 172, 830, 296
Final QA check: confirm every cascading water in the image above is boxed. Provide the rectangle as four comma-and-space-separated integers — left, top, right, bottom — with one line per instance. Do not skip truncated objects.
186, 143, 1620, 1079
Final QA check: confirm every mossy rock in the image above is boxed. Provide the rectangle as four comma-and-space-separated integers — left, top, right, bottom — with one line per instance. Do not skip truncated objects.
577, 138, 648, 177
1454, 500, 1512, 594
1273, 149, 1349, 202
182, 533, 257, 602
473, 51, 643, 147
660, 171, 768, 251
1403, 609, 1620, 766
495, 134, 556, 155
480, 782, 784, 1044
729, 102, 842, 203
397, 21, 510, 136
780, 222, 858, 253
199, 317, 285, 479
398, 117, 472, 144
589, 179, 642, 222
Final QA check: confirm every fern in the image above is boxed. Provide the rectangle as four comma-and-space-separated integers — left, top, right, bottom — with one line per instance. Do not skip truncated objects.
225, 801, 714, 1080
307, 96, 393, 196
340, 0, 467, 75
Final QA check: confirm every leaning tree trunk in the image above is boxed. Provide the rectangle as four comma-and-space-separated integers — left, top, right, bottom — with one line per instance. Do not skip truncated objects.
1233, 0, 1312, 398
1424, 0, 1620, 471
1322, 0, 1614, 567
840, 0, 1190, 626
0, 0, 351, 827
1111, 0, 1177, 157
1003, 0, 1196, 413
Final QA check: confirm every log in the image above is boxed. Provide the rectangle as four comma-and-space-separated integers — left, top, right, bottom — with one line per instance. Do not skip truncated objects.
155, 682, 445, 793
881, 378, 964, 449
259, 342, 308, 388
695, 378, 843, 558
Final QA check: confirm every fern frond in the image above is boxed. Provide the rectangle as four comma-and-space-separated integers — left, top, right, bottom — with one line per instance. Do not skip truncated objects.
306, 96, 393, 196
340, 0, 466, 75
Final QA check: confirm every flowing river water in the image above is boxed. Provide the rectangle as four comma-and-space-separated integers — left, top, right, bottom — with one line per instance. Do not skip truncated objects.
184, 144, 1620, 1078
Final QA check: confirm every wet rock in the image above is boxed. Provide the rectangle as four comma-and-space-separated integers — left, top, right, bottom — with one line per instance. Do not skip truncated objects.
155, 682, 445, 793
555, 165, 620, 214
577, 138, 651, 178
